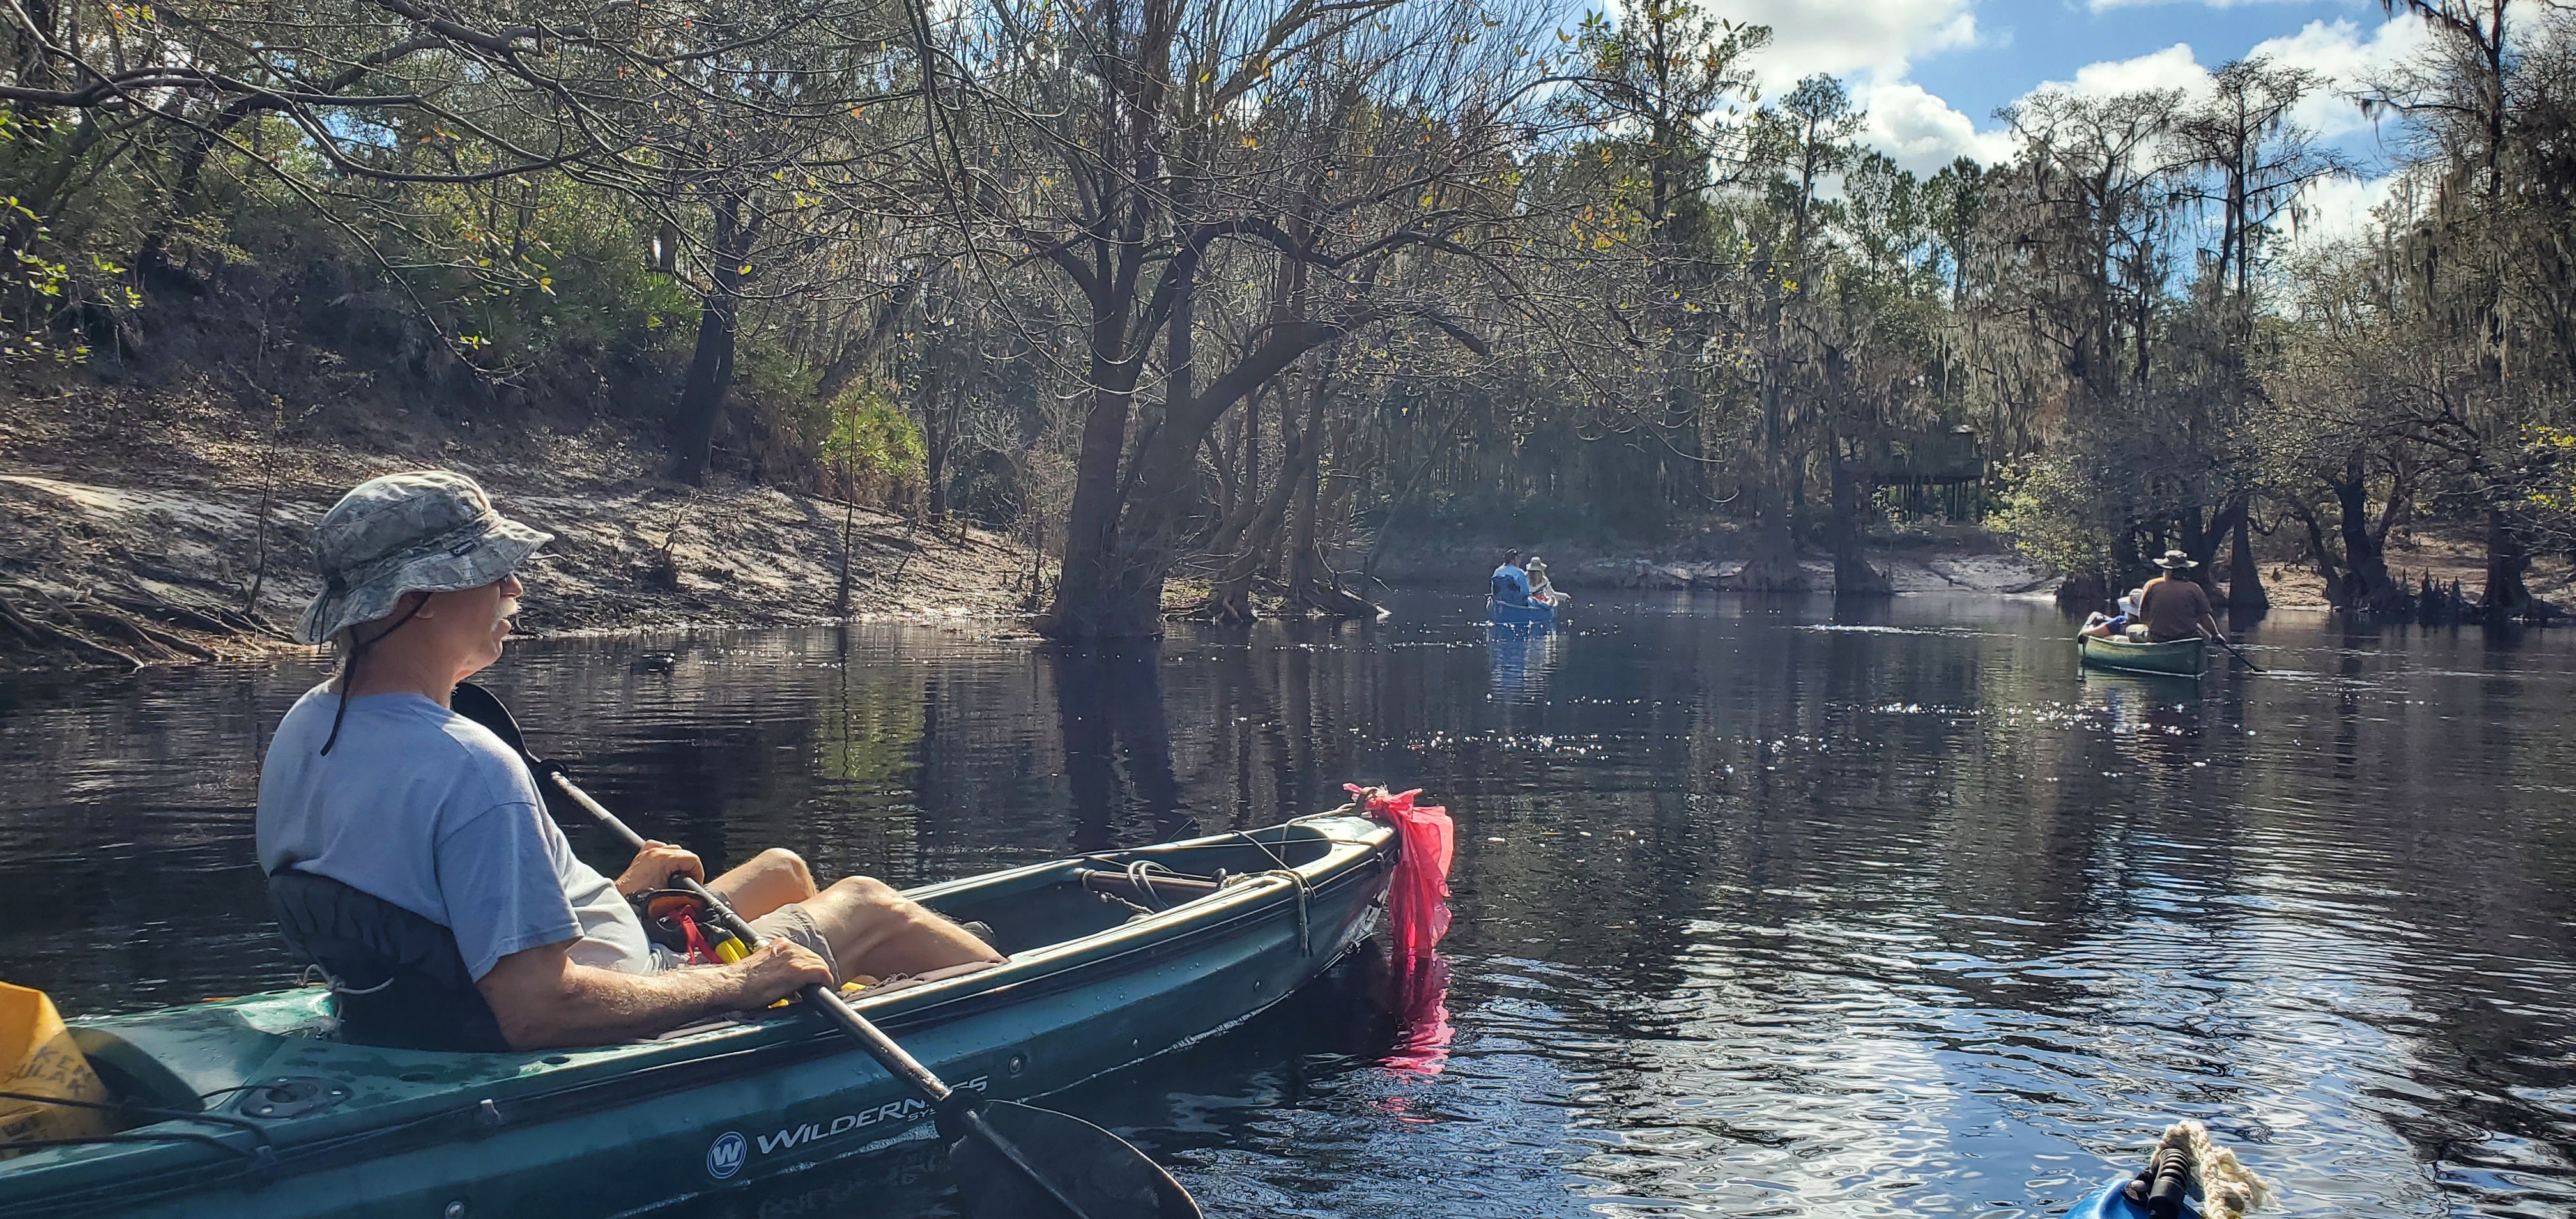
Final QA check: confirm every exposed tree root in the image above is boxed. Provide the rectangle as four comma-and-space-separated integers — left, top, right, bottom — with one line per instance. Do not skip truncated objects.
1289, 574, 1378, 619
1170, 579, 1280, 624
1169, 574, 1377, 624
1735, 552, 1809, 592
0, 585, 263, 673
1830, 550, 1895, 596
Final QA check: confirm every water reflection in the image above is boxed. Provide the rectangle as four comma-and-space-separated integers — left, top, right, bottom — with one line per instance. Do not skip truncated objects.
1, 594, 2573, 1216
1055, 642, 1193, 851
1488, 624, 1559, 702
1376, 953, 1454, 1078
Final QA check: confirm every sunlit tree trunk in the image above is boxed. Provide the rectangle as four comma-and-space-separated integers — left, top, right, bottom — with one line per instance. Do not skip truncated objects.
670, 194, 763, 486
2225, 507, 2267, 615
2480, 507, 2534, 621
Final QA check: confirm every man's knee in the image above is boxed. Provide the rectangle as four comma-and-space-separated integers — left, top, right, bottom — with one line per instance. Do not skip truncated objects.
823, 874, 901, 909
753, 848, 814, 887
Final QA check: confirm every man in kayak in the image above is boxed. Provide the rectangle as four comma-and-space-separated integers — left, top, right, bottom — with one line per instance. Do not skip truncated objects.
2137, 550, 2224, 643
257, 471, 1002, 1050
1491, 549, 1532, 606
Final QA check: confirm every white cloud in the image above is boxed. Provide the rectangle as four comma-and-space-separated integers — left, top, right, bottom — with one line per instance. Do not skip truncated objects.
2280, 170, 2397, 250
1859, 81, 2016, 173
1708, 0, 1987, 170
1848, 44, 2216, 171
2012, 21, 2425, 138
2088, 0, 2315, 14
2246, 17, 2430, 139
1682, 0, 2425, 194
1722, 0, 1980, 89
2037, 43, 2216, 102
1849, 16, 2426, 177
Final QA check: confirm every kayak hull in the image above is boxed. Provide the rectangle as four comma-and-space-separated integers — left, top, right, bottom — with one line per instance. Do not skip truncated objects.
1489, 598, 1556, 627
2077, 632, 2206, 677
2064, 1174, 2163, 1217
1, 815, 1395, 1218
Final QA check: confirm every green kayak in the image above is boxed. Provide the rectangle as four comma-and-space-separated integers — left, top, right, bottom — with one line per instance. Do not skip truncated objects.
0, 814, 1395, 1218
2077, 632, 2207, 677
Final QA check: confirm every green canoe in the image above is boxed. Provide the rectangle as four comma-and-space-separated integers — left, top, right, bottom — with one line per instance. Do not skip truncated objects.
1, 813, 1395, 1218
2077, 632, 2207, 677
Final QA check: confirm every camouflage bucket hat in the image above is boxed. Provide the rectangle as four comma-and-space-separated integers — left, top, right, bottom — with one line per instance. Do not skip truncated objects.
295, 470, 553, 645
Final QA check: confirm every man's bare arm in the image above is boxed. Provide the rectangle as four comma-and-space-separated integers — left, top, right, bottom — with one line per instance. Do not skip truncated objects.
476, 939, 830, 1051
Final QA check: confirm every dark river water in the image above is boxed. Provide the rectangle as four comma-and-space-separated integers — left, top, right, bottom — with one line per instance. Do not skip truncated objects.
3, 591, 2573, 1218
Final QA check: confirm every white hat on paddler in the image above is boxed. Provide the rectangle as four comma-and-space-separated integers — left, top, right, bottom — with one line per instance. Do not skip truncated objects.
296, 470, 553, 646
2152, 549, 2198, 571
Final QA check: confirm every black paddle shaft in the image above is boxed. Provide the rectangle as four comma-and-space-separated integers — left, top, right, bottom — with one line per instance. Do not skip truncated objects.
2208, 633, 2267, 672
445, 683, 1197, 1219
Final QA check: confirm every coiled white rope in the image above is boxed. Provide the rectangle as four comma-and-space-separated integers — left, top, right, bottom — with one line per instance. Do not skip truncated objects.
2128, 1119, 2274, 1219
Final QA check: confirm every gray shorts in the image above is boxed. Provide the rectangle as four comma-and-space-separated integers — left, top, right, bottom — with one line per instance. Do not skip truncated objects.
650, 902, 838, 979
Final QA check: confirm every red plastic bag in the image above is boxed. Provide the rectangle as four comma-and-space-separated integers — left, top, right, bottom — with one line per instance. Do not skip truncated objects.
1349, 785, 1455, 1079
1348, 785, 1453, 962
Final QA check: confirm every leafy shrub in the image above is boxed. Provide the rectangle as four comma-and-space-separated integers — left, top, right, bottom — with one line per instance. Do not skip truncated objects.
1989, 454, 2111, 581
820, 382, 927, 505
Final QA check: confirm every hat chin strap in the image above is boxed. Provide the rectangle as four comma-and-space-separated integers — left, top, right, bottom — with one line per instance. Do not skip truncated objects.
319, 596, 430, 756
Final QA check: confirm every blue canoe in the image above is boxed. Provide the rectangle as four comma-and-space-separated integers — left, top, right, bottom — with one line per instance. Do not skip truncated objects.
1489, 598, 1555, 627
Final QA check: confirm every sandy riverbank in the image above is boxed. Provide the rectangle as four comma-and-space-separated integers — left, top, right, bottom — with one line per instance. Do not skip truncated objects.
1, 379, 1038, 673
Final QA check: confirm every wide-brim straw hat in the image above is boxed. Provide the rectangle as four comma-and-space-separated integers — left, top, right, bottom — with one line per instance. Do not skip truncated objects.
295, 470, 552, 645
2152, 549, 2199, 570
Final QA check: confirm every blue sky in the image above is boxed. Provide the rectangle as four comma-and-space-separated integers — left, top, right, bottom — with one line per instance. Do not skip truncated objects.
1696, 0, 2430, 236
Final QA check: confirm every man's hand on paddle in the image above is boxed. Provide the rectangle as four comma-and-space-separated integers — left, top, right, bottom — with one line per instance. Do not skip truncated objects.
728, 940, 836, 1009
615, 839, 705, 896
479, 934, 835, 1046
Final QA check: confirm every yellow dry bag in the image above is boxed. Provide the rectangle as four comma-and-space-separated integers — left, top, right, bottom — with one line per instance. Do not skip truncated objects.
0, 982, 111, 1156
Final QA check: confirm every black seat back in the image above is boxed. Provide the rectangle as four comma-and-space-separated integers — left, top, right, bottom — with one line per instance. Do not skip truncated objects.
267, 866, 510, 1053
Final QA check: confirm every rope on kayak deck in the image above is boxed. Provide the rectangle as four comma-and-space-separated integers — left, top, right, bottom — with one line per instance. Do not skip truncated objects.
298, 962, 395, 996
1077, 810, 1372, 953
1230, 870, 1311, 956
1121, 859, 1191, 907
1214, 829, 1314, 956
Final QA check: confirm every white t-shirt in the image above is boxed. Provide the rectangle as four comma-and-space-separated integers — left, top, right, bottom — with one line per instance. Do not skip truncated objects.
256, 686, 655, 979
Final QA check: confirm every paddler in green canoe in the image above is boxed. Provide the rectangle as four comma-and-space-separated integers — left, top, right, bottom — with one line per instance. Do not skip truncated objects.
256, 471, 1001, 1052
2136, 549, 2224, 642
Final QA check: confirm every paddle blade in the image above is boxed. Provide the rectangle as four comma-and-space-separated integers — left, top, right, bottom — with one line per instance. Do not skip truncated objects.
947, 1100, 1200, 1219
448, 681, 533, 759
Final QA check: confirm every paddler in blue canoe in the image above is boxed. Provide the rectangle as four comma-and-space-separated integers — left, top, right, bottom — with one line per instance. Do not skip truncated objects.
257, 471, 1002, 1052
1525, 555, 1565, 607
1491, 548, 1533, 607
